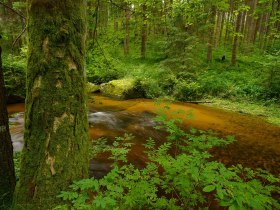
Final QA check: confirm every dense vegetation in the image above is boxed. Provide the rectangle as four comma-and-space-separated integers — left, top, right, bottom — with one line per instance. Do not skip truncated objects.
0, 0, 280, 209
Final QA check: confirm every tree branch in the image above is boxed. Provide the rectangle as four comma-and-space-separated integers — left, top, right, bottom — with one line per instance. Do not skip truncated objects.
0, 1, 26, 20
12, 25, 27, 47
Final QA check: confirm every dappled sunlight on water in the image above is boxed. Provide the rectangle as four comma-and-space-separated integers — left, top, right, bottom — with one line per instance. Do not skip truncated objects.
8, 95, 280, 177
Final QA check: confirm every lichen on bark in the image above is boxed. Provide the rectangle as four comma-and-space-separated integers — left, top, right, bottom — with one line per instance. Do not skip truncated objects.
15, 0, 89, 209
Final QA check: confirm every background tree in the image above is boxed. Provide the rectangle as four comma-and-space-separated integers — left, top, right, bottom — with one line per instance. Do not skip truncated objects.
0, 36, 16, 210
15, 0, 89, 209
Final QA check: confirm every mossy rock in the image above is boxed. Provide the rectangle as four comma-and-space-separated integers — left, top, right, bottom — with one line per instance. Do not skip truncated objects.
87, 82, 100, 93
100, 79, 145, 100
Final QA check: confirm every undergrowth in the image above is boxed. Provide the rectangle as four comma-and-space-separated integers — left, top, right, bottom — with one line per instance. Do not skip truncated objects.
54, 107, 280, 210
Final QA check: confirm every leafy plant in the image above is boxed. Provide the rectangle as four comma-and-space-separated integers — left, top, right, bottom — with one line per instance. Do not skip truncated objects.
56, 109, 280, 210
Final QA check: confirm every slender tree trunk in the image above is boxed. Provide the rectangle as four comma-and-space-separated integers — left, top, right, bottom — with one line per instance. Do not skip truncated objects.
15, 0, 89, 209
239, 10, 247, 47
243, 0, 258, 49
224, 11, 233, 47
259, 12, 268, 49
124, 2, 130, 56
215, 11, 223, 47
0, 44, 16, 210
252, 16, 260, 44
207, 6, 216, 62
141, 3, 147, 59
224, 0, 234, 47
262, 11, 271, 51
257, 13, 264, 44
231, 11, 242, 65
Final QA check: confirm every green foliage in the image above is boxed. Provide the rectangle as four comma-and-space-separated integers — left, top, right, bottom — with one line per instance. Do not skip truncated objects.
258, 50, 280, 100
86, 41, 122, 84
2, 50, 26, 97
173, 81, 203, 101
56, 110, 280, 210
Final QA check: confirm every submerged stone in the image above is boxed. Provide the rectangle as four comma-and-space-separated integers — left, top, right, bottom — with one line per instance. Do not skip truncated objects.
100, 79, 144, 100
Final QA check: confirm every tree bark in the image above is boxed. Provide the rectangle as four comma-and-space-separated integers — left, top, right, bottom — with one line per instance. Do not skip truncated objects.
15, 0, 89, 209
0, 43, 16, 210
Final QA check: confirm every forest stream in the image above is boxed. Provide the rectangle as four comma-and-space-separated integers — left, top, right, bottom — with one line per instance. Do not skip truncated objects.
7, 95, 280, 178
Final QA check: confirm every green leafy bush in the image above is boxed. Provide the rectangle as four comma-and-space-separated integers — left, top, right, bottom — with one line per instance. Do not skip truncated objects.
173, 81, 202, 101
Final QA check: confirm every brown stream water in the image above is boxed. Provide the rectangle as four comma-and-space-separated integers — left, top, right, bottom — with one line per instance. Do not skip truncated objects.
8, 95, 280, 178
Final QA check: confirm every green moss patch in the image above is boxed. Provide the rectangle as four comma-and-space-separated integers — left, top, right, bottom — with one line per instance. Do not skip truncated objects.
100, 79, 144, 100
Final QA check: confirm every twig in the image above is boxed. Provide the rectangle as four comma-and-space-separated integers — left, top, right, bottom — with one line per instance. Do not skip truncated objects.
12, 25, 27, 47
0, 1, 26, 20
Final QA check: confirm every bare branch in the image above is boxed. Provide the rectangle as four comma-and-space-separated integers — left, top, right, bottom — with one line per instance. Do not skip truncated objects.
0, 1, 26, 20
12, 25, 27, 47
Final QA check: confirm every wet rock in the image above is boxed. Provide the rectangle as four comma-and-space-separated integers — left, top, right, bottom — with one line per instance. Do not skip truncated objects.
100, 79, 145, 100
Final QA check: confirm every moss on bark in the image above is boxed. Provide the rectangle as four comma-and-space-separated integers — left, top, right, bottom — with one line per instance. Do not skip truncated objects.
15, 1, 89, 209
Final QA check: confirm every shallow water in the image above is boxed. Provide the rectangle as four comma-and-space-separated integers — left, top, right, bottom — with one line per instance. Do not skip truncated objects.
8, 95, 280, 177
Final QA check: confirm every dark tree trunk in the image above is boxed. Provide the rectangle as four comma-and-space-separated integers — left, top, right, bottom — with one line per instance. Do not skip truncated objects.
15, 0, 89, 209
0, 45, 16, 210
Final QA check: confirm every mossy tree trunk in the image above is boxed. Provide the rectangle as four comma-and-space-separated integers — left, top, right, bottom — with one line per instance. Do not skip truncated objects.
16, 0, 89, 209
0, 44, 16, 210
